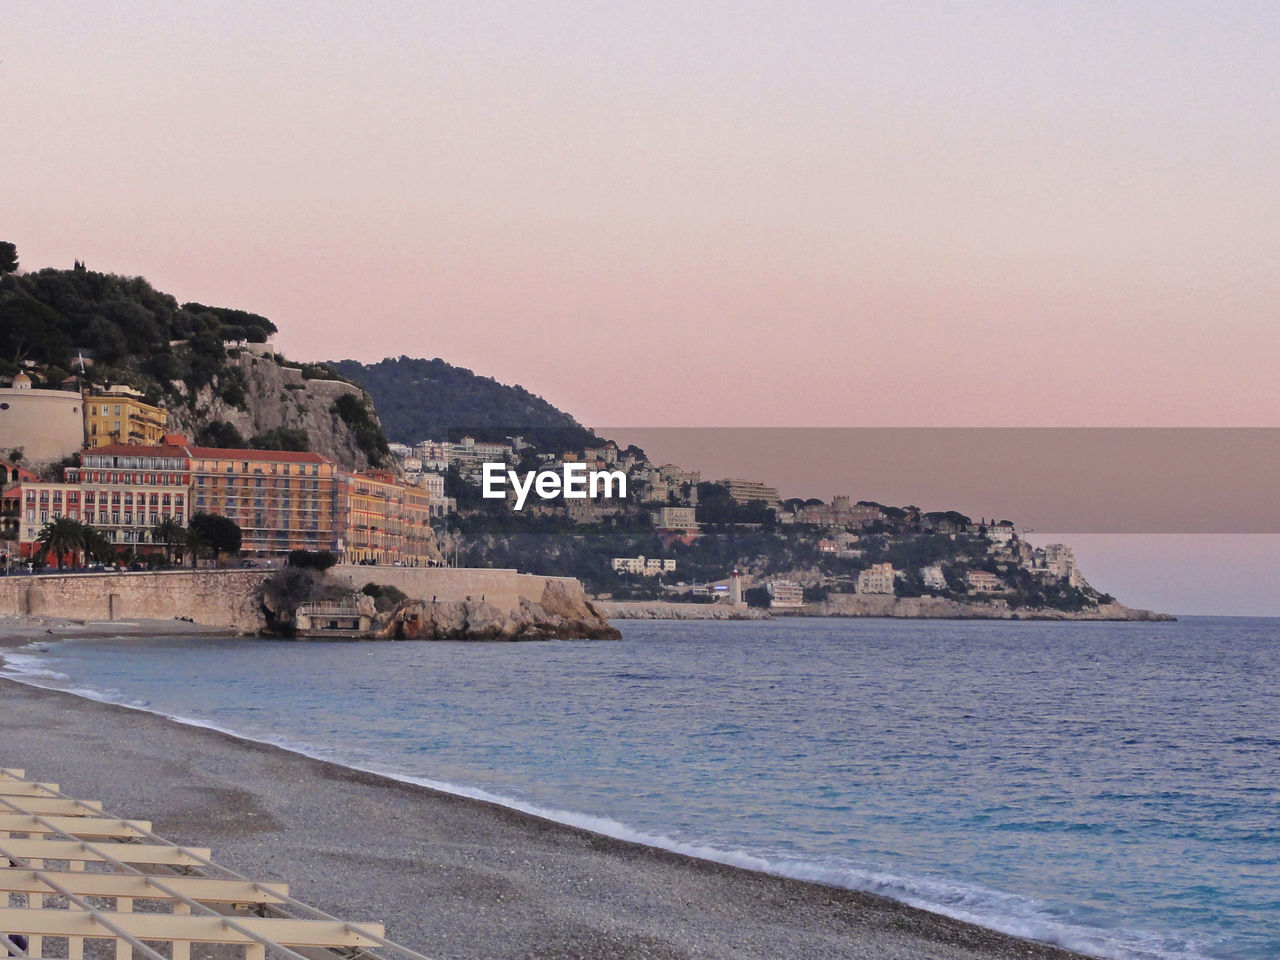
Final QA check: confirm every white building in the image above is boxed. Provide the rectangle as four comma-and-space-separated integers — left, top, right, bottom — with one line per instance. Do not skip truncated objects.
611, 555, 676, 576
654, 506, 699, 531
766, 580, 805, 607
857, 563, 896, 595
0, 376, 85, 462
984, 520, 1017, 544
921, 565, 948, 590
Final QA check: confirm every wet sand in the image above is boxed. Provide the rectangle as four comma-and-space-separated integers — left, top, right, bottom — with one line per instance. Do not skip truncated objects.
0, 620, 1095, 960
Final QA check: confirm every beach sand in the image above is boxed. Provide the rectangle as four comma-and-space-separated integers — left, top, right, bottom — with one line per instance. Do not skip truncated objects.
0, 620, 1094, 960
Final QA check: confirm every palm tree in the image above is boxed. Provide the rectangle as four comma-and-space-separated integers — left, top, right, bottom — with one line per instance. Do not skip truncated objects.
150, 517, 186, 566
34, 517, 86, 571
81, 525, 116, 566
184, 526, 208, 570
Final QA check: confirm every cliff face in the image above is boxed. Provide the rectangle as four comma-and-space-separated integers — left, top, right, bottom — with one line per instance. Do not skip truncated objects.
169, 353, 383, 471
381, 579, 620, 641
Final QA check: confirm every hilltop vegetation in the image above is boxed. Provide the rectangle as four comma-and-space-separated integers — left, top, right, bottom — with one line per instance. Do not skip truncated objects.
328, 356, 599, 450
0, 246, 390, 469
0, 259, 276, 404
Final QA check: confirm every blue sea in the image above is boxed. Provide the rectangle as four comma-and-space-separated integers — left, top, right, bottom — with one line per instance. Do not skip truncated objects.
3, 617, 1277, 960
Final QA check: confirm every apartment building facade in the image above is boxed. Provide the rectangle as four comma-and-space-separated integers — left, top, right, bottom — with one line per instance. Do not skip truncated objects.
84, 387, 168, 448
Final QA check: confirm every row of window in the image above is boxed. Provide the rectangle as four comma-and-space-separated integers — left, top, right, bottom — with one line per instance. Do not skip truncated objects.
83, 456, 185, 471
28, 491, 183, 507
27, 510, 183, 527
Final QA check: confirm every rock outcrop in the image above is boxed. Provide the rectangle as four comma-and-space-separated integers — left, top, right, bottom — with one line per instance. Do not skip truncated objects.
169, 352, 384, 471
383, 580, 620, 641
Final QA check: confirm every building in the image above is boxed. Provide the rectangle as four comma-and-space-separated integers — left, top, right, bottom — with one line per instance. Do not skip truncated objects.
981, 520, 1017, 544
183, 442, 339, 555
0, 374, 85, 461
966, 570, 1005, 594
84, 386, 168, 448
339, 470, 437, 566
611, 555, 676, 576
921, 565, 948, 591
1042, 543, 1075, 578
766, 580, 804, 607
856, 563, 896, 595
7, 481, 85, 559
654, 506, 699, 531
720, 478, 780, 507
65, 443, 191, 551
796, 496, 884, 529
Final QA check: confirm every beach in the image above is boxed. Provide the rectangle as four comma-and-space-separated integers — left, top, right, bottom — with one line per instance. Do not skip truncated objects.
0, 621, 1094, 960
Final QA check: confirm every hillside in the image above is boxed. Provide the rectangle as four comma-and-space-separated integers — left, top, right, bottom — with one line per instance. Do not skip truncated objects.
0, 252, 389, 470
327, 356, 599, 449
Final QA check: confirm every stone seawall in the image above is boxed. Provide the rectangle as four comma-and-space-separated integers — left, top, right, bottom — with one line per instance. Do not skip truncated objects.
329, 565, 581, 608
788, 593, 1175, 621
0, 571, 271, 632
597, 601, 770, 621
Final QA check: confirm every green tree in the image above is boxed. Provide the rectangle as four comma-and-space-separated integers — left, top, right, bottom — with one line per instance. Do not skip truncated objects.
34, 517, 86, 570
82, 525, 117, 564
0, 295, 65, 366
0, 242, 17, 275
183, 525, 207, 569
188, 512, 242, 565
194, 421, 245, 448
150, 517, 186, 565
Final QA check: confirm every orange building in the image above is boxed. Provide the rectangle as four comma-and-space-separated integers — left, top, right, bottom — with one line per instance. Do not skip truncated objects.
186, 443, 339, 555
340, 470, 437, 566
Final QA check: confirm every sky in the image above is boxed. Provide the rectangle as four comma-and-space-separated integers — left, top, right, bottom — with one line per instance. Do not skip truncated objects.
5, 2, 1279, 612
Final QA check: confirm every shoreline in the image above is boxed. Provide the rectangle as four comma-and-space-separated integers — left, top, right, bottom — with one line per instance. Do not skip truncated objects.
0, 620, 1097, 960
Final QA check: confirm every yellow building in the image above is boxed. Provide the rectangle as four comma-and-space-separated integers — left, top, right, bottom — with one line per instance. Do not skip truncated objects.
85, 386, 168, 448
340, 470, 438, 566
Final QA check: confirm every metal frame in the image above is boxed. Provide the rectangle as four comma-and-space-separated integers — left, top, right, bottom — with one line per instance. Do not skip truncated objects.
0, 769, 435, 960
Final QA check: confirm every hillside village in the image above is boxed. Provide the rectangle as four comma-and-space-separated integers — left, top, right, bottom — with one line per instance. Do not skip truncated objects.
1, 249, 1137, 618
377, 434, 1111, 614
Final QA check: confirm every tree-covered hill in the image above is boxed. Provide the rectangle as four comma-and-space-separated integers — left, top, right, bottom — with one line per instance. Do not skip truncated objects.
0, 255, 276, 404
327, 356, 599, 450
0, 246, 388, 469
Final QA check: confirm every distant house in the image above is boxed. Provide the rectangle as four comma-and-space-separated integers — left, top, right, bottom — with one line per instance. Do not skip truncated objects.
612, 556, 676, 576
654, 506, 699, 531
966, 570, 1004, 594
982, 520, 1017, 544
920, 565, 948, 591
856, 563, 896, 595
766, 580, 804, 607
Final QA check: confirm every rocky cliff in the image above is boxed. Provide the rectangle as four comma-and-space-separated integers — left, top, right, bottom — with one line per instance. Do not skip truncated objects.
382, 579, 620, 640
166, 352, 384, 471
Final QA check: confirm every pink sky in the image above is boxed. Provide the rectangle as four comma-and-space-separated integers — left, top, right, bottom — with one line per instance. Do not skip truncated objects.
6, 3, 1279, 611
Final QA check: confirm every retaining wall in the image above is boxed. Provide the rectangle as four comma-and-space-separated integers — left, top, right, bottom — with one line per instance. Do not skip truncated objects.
0, 570, 272, 632
329, 565, 581, 608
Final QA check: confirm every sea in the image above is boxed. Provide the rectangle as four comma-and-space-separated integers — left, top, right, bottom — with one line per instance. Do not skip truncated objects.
2, 616, 1276, 960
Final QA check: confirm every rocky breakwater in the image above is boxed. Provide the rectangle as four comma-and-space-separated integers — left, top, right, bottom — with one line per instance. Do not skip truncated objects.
597, 601, 770, 621
384, 579, 620, 640
801, 594, 1174, 621
264, 567, 619, 640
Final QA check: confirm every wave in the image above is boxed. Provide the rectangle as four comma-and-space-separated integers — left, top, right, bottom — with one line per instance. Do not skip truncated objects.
0, 647, 1220, 960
